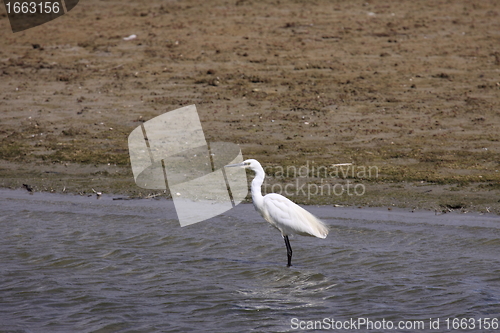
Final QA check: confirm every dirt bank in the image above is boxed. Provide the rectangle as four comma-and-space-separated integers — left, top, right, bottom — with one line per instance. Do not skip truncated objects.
1, 0, 499, 213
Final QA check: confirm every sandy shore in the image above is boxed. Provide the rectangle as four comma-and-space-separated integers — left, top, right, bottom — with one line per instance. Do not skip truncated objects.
0, 0, 499, 213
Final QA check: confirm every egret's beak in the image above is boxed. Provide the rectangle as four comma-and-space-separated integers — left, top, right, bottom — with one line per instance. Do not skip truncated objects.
225, 162, 246, 168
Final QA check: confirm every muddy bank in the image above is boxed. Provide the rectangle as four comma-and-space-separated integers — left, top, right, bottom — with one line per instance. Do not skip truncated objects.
0, 0, 499, 213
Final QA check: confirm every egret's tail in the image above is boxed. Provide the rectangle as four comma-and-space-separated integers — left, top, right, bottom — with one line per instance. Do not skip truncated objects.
297, 207, 329, 238
308, 214, 329, 238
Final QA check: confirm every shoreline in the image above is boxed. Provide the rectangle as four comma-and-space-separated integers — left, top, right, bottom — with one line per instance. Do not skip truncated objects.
1, 187, 499, 222
1, 160, 498, 215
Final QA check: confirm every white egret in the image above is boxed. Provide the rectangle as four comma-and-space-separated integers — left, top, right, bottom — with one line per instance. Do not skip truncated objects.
225, 159, 328, 266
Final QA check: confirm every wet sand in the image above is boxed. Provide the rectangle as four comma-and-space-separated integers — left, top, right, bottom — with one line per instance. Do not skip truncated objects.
0, 0, 499, 213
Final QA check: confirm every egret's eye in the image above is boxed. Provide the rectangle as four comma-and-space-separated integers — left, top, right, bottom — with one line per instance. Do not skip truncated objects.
245, 162, 250, 165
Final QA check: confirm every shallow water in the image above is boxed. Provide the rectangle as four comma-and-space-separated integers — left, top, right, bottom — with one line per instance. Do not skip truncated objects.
1, 189, 500, 332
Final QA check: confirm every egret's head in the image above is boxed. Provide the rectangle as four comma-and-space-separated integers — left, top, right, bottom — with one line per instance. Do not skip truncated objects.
225, 159, 261, 171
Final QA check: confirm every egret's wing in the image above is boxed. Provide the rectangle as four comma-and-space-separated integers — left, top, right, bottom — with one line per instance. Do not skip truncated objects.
263, 193, 329, 238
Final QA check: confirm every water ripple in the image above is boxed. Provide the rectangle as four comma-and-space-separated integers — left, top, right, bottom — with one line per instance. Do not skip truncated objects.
1, 190, 500, 332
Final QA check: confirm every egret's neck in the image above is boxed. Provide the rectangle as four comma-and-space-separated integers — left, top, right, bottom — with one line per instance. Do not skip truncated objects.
250, 166, 265, 206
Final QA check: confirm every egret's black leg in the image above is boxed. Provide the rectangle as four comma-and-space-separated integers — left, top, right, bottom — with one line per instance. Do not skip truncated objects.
284, 235, 293, 267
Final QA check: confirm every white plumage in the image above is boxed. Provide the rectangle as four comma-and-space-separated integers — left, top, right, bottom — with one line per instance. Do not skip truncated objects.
262, 193, 328, 238
226, 159, 329, 266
